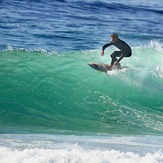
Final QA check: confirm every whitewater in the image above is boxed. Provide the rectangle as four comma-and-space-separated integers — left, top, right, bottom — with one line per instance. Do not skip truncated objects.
0, 134, 163, 163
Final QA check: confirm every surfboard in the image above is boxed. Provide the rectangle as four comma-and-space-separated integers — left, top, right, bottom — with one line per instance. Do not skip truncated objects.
88, 63, 125, 72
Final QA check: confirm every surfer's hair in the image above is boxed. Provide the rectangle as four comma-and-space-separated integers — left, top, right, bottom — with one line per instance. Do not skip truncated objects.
111, 33, 118, 38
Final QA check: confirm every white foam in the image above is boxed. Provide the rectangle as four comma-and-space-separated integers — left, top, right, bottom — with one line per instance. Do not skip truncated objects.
149, 40, 163, 53
0, 146, 162, 163
107, 67, 127, 76
0, 134, 163, 163
156, 66, 163, 78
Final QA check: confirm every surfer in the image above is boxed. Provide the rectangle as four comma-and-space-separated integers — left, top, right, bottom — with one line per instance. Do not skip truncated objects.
101, 33, 132, 69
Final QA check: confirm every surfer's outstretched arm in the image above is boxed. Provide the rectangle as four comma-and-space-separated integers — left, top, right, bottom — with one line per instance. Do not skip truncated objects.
101, 42, 113, 56
102, 42, 113, 51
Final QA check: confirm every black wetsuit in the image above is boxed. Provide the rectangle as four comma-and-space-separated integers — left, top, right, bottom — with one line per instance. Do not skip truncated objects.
102, 39, 132, 65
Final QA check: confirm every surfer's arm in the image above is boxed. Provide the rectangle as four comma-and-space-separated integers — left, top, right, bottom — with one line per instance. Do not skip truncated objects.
101, 42, 113, 56
102, 42, 113, 51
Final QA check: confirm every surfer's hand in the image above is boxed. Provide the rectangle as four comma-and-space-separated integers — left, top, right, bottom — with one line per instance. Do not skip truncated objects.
101, 51, 104, 56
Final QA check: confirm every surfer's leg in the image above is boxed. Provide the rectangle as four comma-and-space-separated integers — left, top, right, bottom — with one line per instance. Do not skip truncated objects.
110, 51, 122, 65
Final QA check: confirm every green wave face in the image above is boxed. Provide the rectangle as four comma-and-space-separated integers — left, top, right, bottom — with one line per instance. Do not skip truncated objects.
0, 46, 163, 135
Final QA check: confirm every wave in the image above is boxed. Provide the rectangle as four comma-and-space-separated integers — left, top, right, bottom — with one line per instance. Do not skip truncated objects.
69, 1, 163, 14
0, 42, 163, 134
1, 147, 162, 163
1, 0, 163, 52
0, 134, 163, 163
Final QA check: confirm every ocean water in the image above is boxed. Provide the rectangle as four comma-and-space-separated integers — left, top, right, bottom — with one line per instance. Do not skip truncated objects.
0, 0, 163, 162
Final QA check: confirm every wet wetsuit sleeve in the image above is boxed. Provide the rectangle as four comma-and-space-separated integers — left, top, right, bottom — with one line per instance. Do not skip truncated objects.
102, 42, 113, 51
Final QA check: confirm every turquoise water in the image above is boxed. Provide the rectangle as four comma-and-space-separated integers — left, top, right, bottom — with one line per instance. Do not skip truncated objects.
1, 43, 163, 135
1, 44, 163, 162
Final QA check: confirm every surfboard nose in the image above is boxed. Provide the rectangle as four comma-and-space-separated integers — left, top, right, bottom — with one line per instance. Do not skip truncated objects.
88, 63, 93, 68
88, 63, 98, 70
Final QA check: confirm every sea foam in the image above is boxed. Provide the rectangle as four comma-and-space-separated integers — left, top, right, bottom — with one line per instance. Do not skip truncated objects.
0, 146, 162, 163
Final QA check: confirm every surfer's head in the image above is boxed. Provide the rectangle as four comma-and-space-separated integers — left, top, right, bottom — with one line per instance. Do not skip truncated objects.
111, 33, 118, 43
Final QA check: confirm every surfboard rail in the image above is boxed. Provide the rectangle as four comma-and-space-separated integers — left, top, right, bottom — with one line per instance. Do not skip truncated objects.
88, 63, 127, 72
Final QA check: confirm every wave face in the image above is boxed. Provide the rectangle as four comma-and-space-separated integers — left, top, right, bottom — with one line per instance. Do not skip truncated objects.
0, 42, 163, 135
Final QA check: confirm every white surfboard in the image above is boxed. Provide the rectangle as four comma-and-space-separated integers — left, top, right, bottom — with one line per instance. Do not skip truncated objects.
88, 63, 127, 72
